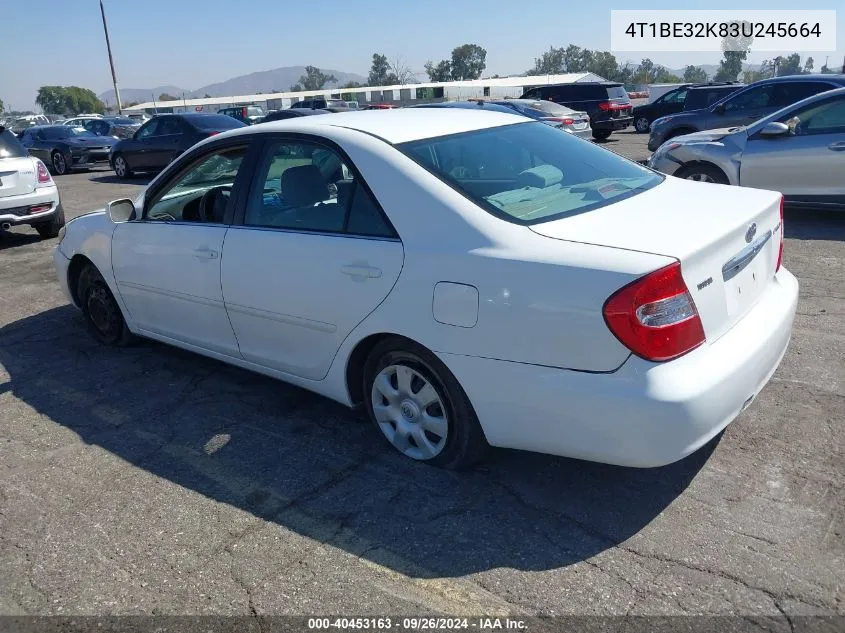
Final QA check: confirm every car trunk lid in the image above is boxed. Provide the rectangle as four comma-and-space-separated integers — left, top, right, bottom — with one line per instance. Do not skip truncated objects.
528, 176, 783, 343
0, 157, 37, 198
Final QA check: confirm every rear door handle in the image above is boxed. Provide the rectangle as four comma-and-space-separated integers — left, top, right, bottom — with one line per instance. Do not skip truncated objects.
193, 247, 219, 260
341, 265, 382, 279
828, 142, 845, 151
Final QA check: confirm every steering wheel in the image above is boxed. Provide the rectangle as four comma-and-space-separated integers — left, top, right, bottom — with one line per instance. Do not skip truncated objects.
198, 186, 232, 223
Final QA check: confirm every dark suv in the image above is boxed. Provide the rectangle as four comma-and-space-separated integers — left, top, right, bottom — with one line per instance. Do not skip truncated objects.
648, 74, 845, 151
631, 82, 740, 133
218, 105, 266, 125
520, 82, 632, 140
292, 98, 349, 112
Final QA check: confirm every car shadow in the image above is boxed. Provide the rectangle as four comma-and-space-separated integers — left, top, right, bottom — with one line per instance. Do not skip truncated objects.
0, 305, 715, 579
0, 229, 42, 250
784, 208, 845, 241
88, 173, 153, 186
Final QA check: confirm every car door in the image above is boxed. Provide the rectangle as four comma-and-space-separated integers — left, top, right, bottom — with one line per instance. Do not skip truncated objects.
126, 119, 161, 169
111, 142, 251, 356
740, 93, 845, 200
660, 88, 688, 117
719, 84, 778, 126
146, 117, 185, 168
220, 136, 404, 380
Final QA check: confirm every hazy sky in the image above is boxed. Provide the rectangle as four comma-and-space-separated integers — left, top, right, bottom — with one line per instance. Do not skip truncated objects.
2, 0, 842, 110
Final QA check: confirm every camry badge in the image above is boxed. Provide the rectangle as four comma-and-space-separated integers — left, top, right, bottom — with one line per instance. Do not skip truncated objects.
745, 223, 757, 243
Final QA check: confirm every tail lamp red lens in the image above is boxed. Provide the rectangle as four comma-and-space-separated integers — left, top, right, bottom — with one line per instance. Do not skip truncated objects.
36, 160, 52, 184
603, 262, 705, 362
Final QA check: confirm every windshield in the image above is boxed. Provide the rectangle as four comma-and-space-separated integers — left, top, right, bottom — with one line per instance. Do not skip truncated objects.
247, 106, 265, 116
0, 129, 29, 159
107, 117, 138, 125
42, 127, 97, 139
398, 122, 662, 225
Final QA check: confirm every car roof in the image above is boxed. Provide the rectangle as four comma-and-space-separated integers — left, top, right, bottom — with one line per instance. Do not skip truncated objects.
223, 108, 529, 144
755, 73, 845, 84
535, 81, 622, 88
413, 101, 520, 115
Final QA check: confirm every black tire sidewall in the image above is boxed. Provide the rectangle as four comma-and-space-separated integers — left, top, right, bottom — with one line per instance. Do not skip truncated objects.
77, 265, 128, 345
635, 117, 650, 133
114, 155, 130, 178
35, 207, 65, 238
52, 151, 67, 175
678, 164, 728, 185
592, 130, 612, 140
363, 340, 486, 469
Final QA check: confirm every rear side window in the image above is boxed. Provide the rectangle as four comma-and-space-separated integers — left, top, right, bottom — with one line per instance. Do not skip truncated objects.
398, 121, 662, 225
523, 101, 573, 116
0, 129, 28, 158
191, 115, 246, 130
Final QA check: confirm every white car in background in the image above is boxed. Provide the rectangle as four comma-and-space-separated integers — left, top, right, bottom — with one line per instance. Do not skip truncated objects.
0, 126, 64, 238
53, 109, 798, 469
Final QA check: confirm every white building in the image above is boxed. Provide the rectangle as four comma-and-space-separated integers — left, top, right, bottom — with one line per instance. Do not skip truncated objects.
125, 73, 607, 114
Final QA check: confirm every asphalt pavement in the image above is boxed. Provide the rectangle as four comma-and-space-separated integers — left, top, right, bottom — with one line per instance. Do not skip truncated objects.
1, 129, 843, 620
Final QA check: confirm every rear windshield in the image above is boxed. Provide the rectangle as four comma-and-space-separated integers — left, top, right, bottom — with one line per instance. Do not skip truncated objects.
0, 129, 28, 159
398, 122, 662, 225
190, 115, 246, 130
247, 106, 265, 116
522, 101, 573, 116
606, 86, 629, 99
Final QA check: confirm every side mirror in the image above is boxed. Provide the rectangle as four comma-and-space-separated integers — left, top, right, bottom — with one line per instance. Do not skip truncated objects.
106, 198, 135, 223
714, 104, 726, 115
759, 121, 790, 137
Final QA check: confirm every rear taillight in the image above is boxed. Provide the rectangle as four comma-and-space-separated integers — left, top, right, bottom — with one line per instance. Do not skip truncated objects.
29, 203, 52, 214
35, 160, 53, 186
776, 195, 784, 273
242, 107, 248, 118
603, 262, 706, 362
598, 101, 612, 112
546, 117, 575, 125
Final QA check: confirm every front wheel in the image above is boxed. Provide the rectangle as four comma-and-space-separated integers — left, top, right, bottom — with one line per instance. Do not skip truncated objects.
51, 151, 68, 176
113, 154, 133, 178
676, 164, 729, 185
592, 129, 612, 141
35, 206, 65, 239
77, 264, 134, 346
634, 116, 650, 133
363, 339, 487, 469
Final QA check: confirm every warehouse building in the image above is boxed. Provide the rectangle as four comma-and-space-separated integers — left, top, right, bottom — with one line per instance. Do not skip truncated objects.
124, 72, 607, 115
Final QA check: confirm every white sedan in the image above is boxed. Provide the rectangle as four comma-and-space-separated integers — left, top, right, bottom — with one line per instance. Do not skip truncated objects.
53, 109, 799, 469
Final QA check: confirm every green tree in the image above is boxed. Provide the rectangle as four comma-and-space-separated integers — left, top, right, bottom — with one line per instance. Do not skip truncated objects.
0, 98, 4, 114
368, 53, 395, 86
158, 93, 178, 101
683, 65, 708, 83
450, 44, 487, 80
291, 66, 337, 92
803, 57, 814, 73
203, 93, 212, 98
527, 46, 565, 75
714, 21, 754, 81
776, 53, 803, 76
340, 81, 363, 89
588, 51, 620, 80
424, 59, 451, 81
36, 86, 105, 114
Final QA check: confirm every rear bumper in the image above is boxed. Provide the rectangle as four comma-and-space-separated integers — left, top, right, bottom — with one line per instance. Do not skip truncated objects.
439, 268, 799, 467
0, 186, 61, 225
593, 116, 633, 132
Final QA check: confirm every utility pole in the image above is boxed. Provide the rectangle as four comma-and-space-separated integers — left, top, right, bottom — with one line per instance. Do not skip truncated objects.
99, 0, 122, 114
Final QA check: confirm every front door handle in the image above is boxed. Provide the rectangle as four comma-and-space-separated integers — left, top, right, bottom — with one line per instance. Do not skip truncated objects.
341, 264, 382, 279
828, 141, 845, 151
193, 247, 219, 260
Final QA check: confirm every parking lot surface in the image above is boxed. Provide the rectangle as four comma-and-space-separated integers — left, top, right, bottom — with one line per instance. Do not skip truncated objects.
1, 130, 843, 618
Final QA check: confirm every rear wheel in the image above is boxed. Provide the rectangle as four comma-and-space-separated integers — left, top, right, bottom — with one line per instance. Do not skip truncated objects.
51, 151, 68, 176
676, 164, 729, 185
634, 116, 650, 133
592, 129, 612, 141
363, 338, 487, 469
113, 154, 133, 178
77, 264, 134, 346
34, 206, 65, 239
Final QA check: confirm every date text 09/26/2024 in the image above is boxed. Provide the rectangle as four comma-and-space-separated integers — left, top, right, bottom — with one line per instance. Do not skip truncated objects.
307, 617, 528, 630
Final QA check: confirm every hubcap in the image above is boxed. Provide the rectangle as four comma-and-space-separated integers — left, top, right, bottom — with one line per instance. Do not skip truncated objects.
685, 172, 716, 183
371, 364, 448, 460
635, 117, 649, 132
115, 157, 125, 176
54, 154, 65, 173
87, 286, 116, 334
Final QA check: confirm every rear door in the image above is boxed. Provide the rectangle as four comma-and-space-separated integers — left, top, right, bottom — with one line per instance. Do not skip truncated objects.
720, 84, 779, 126
221, 136, 404, 380
741, 92, 845, 200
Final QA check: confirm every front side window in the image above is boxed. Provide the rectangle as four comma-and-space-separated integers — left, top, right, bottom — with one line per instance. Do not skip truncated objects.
157, 118, 183, 135
663, 89, 688, 104
245, 140, 394, 237
724, 85, 774, 112
145, 146, 247, 223
136, 120, 159, 139
398, 121, 662, 225
781, 95, 845, 135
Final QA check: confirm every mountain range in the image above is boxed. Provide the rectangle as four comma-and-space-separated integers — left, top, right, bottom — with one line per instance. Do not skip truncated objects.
99, 66, 368, 105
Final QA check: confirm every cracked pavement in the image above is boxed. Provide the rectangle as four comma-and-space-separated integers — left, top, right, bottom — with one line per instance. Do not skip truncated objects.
0, 131, 843, 617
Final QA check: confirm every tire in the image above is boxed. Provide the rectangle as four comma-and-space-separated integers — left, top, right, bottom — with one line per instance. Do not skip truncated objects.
51, 151, 68, 176
363, 338, 487, 470
113, 154, 133, 178
77, 264, 134, 346
35, 206, 65, 239
676, 163, 729, 185
592, 129, 612, 141
634, 116, 650, 133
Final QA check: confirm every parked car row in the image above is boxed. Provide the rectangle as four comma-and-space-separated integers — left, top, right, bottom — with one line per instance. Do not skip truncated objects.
632, 82, 742, 133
